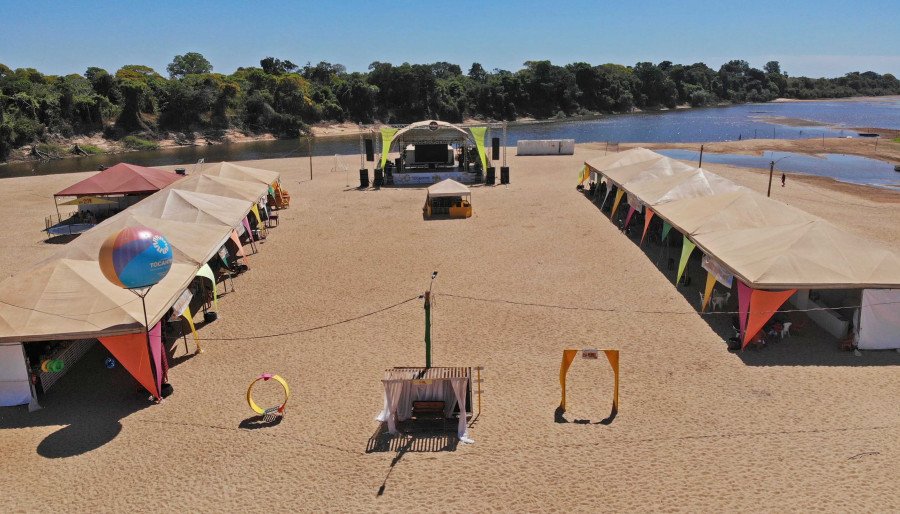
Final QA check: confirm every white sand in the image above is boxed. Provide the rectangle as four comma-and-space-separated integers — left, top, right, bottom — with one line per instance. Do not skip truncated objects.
0, 146, 898, 512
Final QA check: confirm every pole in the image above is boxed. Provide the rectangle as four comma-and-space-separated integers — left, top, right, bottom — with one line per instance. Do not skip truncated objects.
307, 137, 313, 180
767, 160, 775, 198
137, 288, 159, 402
698, 144, 704, 168
424, 291, 432, 368
502, 122, 508, 167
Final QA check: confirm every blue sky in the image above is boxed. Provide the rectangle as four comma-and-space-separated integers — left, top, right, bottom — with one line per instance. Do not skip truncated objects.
1, 0, 897, 78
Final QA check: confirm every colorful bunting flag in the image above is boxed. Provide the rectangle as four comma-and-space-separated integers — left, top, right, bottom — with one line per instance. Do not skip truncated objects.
701, 272, 716, 312
743, 289, 797, 348
610, 189, 625, 219
676, 235, 696, 285
641, 209, 655, 245
661, 221, 672, 241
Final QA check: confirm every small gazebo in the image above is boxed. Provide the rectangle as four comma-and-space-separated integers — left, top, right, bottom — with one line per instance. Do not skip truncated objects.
423, 179, 472, 218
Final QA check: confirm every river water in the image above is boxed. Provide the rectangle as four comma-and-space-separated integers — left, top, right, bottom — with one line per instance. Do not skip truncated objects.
2, 97, 898, 181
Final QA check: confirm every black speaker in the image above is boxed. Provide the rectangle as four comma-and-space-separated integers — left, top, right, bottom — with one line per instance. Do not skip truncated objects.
500, 166, 510, 184
491, 137, 500, 160
374, 168, 384, 188
359, 169, 369, 188
395, 157, 402, 173
364, 139, 374, 161
485, 167, 495, 185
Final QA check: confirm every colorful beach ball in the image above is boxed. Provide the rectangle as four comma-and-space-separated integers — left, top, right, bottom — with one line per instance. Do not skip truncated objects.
99, 226, 173, 289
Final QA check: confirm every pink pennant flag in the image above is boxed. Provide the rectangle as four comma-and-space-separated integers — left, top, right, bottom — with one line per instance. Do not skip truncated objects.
737, 281, 752, 340
624, 206, 636, 229
242, 218, 254, 242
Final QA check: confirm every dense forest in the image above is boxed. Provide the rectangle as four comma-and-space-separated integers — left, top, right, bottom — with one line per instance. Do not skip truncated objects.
2, 53, 898, 159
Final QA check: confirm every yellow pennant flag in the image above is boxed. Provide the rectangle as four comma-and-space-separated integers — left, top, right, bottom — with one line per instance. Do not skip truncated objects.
578, 164, 589, 185
610, 189, 625, 218
183, 305, 202, 353
702, 271, 716, 312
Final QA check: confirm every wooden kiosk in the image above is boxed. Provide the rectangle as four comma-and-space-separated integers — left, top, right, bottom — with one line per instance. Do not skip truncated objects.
423, 179, 472, 219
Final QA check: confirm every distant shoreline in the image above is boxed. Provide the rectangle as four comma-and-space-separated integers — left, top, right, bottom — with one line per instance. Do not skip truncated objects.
4, 95, 897, 167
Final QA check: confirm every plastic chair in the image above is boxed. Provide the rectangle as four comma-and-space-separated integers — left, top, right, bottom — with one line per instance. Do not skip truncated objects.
780, 322, 792, 338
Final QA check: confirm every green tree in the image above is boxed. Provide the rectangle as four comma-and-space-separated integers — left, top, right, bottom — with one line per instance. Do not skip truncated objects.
166, 52, 213, 78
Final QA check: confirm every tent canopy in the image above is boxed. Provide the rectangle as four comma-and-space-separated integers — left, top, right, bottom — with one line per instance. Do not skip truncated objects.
55, 163, 182, 197
588, 148, 900, 289
427, 179, 471, 198
0, 164, 279, 343
585, 147, 662, 174
200, 162, 280, 186
171, 174, 269, 203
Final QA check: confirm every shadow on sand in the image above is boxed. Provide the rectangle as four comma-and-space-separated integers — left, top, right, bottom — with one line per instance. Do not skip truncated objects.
0, 339, 199, 459
554, 405, 618, 426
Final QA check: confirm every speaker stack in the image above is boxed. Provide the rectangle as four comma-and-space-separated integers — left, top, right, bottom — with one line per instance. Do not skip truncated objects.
359, 169, 369, 188
364, 139, 374, 161
374, 168, 384, 188
491, 137, 500, 160
485, 166, 495, 185
500, 166, 510, 184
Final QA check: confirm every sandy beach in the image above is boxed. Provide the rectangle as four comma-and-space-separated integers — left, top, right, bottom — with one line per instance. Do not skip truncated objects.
0, 144, 898, 512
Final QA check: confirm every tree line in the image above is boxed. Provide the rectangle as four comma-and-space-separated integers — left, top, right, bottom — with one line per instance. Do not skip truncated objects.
2, 52, 898, 158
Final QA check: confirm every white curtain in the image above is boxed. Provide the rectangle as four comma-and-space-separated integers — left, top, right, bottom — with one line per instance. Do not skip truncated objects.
381, 380, 404, 435
0, 344, 33, 407
857, 289, 900, 350
450, 377, 474, 443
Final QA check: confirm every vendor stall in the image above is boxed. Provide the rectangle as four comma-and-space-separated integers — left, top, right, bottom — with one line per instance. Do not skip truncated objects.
423, 179, 472, 218
376, 366, 474, 443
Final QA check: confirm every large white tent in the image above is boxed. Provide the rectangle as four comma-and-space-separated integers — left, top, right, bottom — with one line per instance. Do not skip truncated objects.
586, 148, 900, 349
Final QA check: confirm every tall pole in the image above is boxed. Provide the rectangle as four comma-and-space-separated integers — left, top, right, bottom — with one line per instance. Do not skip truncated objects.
767, 160, 775, 197
307, 136, 313, 181
502, 122, 508, 167
424, 291, 431, 368
137, 288, 159, 402
699, 144, 704, 168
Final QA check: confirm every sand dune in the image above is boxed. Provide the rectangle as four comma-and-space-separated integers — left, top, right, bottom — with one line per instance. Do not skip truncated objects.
0, 146, 897, 512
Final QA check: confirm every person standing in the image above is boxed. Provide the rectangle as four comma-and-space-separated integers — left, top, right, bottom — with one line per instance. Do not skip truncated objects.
781, 173, 786, 187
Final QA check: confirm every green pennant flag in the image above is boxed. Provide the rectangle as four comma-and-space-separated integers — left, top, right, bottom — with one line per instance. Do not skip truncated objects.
379, 127, 398, 169
661, 221, 672, 241
677, 235, 696, 285
469, 127, 488, 171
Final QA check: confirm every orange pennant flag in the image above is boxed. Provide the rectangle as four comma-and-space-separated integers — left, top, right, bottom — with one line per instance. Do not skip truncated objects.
640, 209, 655, 246
743, 289, 797, 348
99, 332, 159, 399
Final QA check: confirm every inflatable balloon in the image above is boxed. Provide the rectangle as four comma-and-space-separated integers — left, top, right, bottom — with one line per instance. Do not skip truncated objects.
99, 226, 173, 289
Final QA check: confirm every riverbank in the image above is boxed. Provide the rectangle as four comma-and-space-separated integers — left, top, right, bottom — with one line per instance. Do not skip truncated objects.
630, 136, 900, 166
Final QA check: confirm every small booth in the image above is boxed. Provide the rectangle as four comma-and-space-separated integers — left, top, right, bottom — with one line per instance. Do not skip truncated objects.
376, 366, 475, 443
423, 179, 472, 219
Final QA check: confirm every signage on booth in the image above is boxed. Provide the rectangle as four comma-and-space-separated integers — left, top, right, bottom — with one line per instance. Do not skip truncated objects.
428, 121, 439, 131
582, 348, 599, 359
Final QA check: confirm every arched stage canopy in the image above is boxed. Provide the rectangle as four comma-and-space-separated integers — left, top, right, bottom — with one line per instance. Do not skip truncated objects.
389, 120, 472, 149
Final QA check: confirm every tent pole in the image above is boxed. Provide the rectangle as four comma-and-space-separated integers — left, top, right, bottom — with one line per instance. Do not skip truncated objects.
53, 196, 61, 224
137, 288, 160, 402
424, 291, 432, 369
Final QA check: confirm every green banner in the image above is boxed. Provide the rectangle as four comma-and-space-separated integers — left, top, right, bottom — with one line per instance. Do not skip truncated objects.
470, 127, 488, 171
380, 127, 398, 169
661, 221, 672, 241
677, 235, 696, 285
